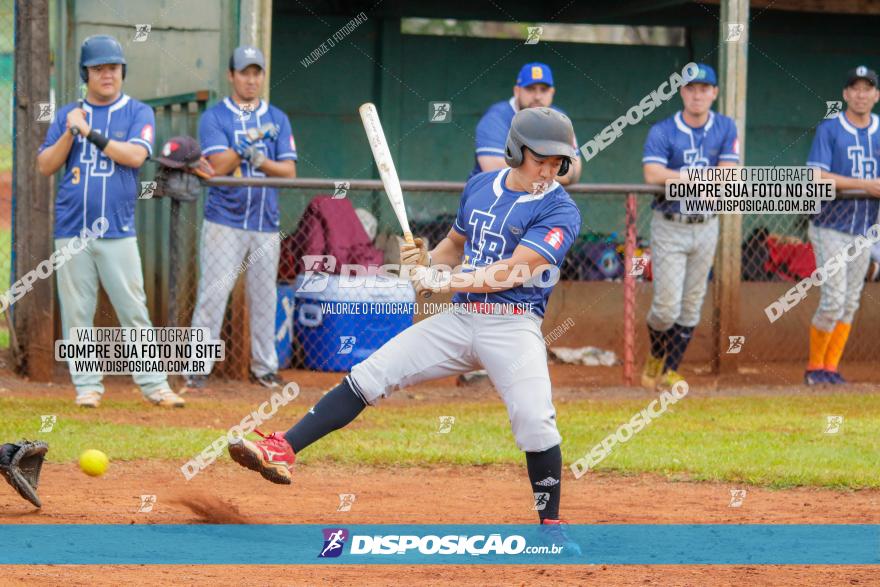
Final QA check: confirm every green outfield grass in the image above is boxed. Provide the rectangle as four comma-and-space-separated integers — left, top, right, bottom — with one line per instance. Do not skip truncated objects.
0, 393, 878, 489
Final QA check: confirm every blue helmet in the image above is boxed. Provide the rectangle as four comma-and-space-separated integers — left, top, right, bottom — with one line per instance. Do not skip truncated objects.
79, 35, 126, 82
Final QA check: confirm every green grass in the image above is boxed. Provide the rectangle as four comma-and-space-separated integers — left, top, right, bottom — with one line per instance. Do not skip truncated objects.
0, 393, 878, 489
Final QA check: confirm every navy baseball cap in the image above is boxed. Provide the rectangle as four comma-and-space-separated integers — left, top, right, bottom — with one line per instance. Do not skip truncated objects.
845, 65, 878, 88
687, 63, 718, 86
230, 45, 266, 71
516, 63, 554, 87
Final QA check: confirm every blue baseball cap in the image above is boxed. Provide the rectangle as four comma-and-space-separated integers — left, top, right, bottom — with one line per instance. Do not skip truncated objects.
687, 63, 717, 86
516, 63, 554, 87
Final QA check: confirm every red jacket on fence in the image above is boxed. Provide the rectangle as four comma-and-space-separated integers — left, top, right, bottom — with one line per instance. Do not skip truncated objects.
278, 195, 383, 281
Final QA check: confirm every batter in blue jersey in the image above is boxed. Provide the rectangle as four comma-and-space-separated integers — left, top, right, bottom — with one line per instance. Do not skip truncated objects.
227, 108, 584, 552
37, 35, 180, 408
470, 62, 581, 185
803, 66, 880, 386
182, 45, 297, 393
639, 63, 740, 392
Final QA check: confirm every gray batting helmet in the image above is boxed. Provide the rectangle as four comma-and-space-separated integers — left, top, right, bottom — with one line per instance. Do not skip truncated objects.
504, 107, 576, 175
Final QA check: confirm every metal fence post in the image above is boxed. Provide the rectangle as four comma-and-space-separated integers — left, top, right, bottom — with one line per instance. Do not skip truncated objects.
623, 193, 637, 386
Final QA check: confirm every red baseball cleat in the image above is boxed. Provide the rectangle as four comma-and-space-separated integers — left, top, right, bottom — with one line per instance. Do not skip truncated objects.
228, 429, 296, 485
540, 518, 583, 556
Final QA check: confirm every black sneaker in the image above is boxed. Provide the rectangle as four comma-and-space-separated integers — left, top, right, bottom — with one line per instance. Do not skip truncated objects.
179, 374, 208, 394
250, 371, 284, 389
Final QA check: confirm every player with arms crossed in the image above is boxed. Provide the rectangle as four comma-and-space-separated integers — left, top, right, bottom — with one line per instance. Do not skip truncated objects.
37, 35, 182, 408
803, 66, 880, 385
229, 108, 582, 543
640, 63, 740, 390
182, 46, 297, 392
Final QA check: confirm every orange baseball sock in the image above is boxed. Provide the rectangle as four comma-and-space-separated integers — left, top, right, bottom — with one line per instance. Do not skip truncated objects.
823, 322, 852, 373
808, 325, 834, 371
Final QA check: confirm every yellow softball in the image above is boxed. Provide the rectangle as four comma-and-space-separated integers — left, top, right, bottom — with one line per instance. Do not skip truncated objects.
79, 449, 109, 477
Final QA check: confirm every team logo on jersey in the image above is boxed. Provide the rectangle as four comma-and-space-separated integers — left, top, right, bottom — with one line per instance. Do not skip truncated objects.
140, 124, 153, 143
318, 528, 349, 558
732, 137, 740, 155
848, 146, 878, 178
544, 228, 564, 250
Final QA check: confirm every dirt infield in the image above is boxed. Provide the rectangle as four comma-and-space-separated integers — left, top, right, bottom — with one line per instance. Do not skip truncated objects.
1, 461, 878, 585
2, 363, 879, 585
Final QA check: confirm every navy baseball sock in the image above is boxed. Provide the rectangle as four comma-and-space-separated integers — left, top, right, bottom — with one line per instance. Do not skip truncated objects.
526, 445, 562, 521
664, 323, 695, 372
648, 326, 668, 359
284, 377, 366, 453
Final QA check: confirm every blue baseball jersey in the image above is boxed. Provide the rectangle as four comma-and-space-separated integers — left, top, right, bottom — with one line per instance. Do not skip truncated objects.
470, 98, 576, 179
807, 113, 880, 236
451, 168, 581, 317
642, 111, 739, 214
199, 98, 297, 232
39, 95, 155, 239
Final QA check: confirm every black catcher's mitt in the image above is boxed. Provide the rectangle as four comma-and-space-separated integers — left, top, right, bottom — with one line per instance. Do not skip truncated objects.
0, 440, 49, 508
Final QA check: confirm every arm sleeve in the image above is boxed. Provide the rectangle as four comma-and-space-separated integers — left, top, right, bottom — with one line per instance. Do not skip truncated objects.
806, 123, 833, 171
474, 110, 508, 158
199, 110, 230, 156
718, 120, 740, 162
642, 123, 671, 166
520, 201, 581, 264
126, 104, 156, 157
38, 106, 67, 154
274, 114, 298, 161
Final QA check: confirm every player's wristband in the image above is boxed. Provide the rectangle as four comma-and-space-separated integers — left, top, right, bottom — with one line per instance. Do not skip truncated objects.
86, 129, 109, 152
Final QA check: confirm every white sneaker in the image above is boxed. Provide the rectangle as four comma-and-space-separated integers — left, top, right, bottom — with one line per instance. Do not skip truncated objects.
75, 391, 102, 408
145, 389, 186, 408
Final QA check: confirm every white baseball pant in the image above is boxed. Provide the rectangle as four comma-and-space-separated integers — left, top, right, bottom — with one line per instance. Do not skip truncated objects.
808, 223, 872, 331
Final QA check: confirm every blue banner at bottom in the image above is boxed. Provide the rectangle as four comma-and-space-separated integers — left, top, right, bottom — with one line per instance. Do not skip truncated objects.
1, 525, 877, 565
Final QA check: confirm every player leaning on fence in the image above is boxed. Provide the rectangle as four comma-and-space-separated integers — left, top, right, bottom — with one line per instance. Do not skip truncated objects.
640, 63, 740, 391
803, 66, 880, 386
36, 36, 183, 409
181, 46, 297, 393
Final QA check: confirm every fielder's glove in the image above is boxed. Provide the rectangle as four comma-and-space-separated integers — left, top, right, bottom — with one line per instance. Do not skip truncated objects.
400, 237, 431, 267
409, 265, 452, 296
0, 440, 49, 508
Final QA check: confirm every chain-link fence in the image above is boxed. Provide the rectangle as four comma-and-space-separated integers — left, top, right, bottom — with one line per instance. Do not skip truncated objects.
163, 175, 880, 385
0, 0, 13, 351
